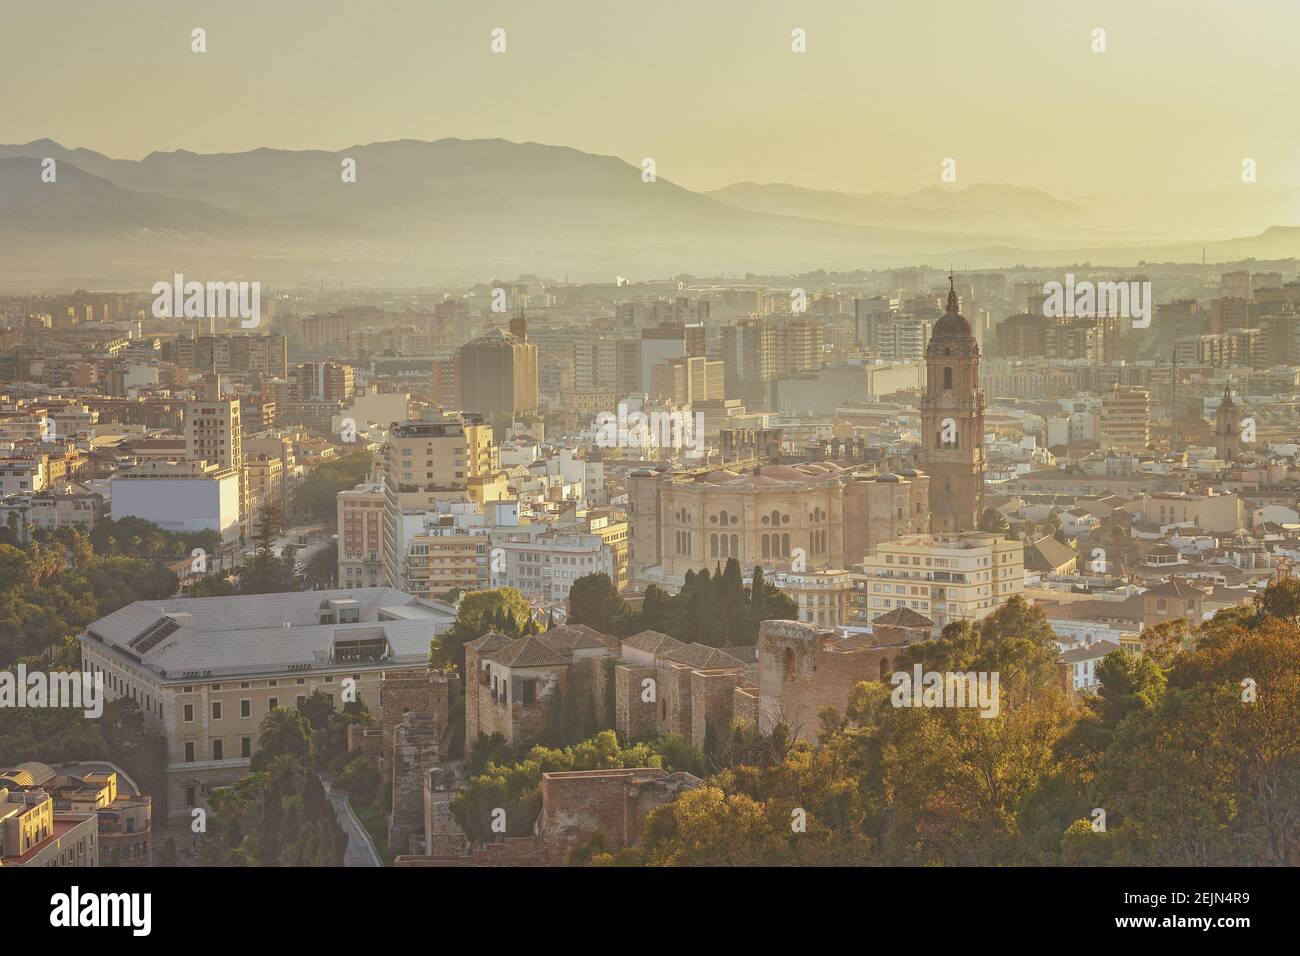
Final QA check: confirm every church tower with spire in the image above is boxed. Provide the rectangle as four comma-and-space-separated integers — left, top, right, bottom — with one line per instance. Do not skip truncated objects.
1215, 383, 1244, 463
918, 275, 985, 533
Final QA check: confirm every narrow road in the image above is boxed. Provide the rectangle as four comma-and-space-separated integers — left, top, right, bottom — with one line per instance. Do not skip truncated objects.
321, 777, 382, 867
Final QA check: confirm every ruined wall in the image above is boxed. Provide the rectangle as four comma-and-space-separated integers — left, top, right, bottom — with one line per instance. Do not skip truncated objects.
388, 715, 442, 855
758, 619, 889, 740
733, 685, 760, 727
380, 668, 453, 771
687, 669, 744, 751
394, 836, 559, 867
539, 769, 700, 852
423, 768, 468, 857
614, 663, 658, 742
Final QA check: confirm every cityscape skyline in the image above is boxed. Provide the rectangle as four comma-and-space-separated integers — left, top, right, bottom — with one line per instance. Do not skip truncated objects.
2, 1, 1296, 914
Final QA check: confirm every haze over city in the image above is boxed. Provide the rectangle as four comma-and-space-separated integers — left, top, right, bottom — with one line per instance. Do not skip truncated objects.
1, 0, 1294, 924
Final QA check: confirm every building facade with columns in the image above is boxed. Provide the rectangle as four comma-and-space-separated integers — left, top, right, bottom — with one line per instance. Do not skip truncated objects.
628, 461, 929, 581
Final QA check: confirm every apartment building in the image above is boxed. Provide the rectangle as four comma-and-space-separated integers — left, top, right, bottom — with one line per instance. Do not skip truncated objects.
1099, 386, 1150, 452
852, 532, 1024, 628
490, 531, 614, 603
0, 776, 98, 868
338, 481, 386, 588
771, 569, 854, 627
382, 414, 503, 588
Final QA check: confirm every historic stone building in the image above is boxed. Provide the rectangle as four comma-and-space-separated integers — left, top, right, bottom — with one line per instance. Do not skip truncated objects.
1214, 384, 1246, 463
395, 767, 701, 866
918, 277, 985, 533
464, 624, 760, 754
628, 461, 929, 581
464, 625, 619, 747
757, 617, 930, 741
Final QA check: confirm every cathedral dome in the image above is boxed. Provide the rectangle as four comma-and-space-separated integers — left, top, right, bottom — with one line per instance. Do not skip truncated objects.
930, 277, 975, 341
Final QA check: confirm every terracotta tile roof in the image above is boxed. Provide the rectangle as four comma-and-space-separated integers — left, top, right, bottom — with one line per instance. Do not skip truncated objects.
660, 643, 744, 670
622, 630, 685, 655
465, 631, 514, 654
541, 623, 614, 651
1142, 578, 1208, 599
485, 635, 571, 668
873, 606, 934, 628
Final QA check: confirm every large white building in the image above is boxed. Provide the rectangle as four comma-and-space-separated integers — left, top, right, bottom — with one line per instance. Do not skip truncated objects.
110, 460, 241, 545
77, 587, 455, 823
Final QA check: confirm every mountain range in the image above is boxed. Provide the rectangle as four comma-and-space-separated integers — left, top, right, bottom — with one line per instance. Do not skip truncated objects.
3, 137, 1300, 287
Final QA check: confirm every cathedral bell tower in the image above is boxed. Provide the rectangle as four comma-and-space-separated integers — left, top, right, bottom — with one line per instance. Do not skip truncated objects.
1214, 383, 1244, 463
918, 275, 985, 533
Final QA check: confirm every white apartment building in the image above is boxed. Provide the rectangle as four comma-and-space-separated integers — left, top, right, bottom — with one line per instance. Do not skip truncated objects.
851, 531, 1024, 628
490, 531, 613, 603
771, 569, 853, 628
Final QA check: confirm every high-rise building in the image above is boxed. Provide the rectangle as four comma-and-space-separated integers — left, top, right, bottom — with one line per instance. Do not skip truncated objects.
918, 278, 985, 533
1209, 296, 1250, 333
875, 315, 933, 362
649, 355, 725, 404
719, 316, 776, 396
382, 415, 501, 588
338, 481, 386, 588
185, 373, 246, 536
773, 318, 824, 376
293, 361, 355, 402
1099, 385, 1150, 452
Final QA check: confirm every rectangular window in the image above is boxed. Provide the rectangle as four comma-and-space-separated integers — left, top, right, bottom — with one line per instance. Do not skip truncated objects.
212, 739, 224, 760
241, 736, 252, 758
268, 697, 279, 710
183, 703, 194, 723
184, 742, 195, 763
212, 701, 222, 720
240, 699, 251, 718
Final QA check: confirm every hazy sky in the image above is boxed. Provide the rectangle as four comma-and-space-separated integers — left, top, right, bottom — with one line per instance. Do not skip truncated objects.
5, 0, 1297, 196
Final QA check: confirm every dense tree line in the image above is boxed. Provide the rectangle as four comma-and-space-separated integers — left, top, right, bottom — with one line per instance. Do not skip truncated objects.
198, 695, 372, 866
0, 529, 180, 665
566, 560, 799, 647
0, 697, 167, 818
601, 583, 1300, 866
290, 451, 372, 527
451, 730, 705, 846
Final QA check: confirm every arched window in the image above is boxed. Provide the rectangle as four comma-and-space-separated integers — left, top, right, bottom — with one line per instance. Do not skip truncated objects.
782, 533, 791, 557
762, 535, 770, 558
730, 534, 738, 558
943, 367, 953, 390
710, 533, 718, 558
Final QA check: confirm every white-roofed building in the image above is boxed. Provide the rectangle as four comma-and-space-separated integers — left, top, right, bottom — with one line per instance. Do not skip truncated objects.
77, 587, 455, 822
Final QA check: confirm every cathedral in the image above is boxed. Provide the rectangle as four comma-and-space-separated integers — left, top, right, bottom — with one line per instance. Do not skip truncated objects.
917, 276, 986, 533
